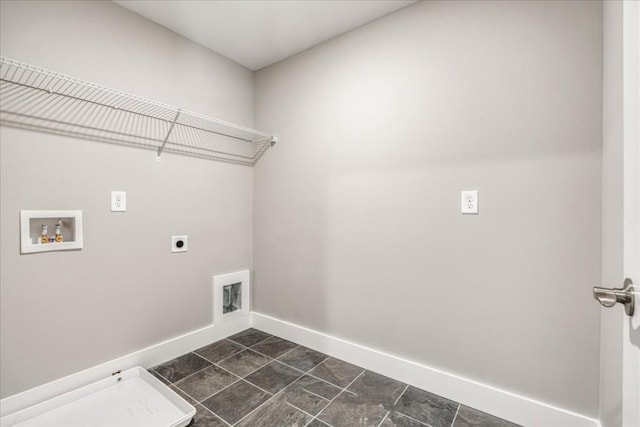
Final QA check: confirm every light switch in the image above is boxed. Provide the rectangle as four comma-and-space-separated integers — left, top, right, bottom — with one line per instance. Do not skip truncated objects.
461, 190, 478, 214
111, 191, 126, 212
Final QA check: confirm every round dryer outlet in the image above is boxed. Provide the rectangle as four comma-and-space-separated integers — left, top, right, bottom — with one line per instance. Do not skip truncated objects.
171, 235, 188, 253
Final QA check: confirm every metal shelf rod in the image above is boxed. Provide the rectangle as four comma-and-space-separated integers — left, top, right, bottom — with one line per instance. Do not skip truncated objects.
157, 110, 181, 159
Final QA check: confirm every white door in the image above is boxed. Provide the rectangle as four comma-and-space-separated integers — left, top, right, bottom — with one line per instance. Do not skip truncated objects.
620, 1, 640, 424
599, 1, 639, 427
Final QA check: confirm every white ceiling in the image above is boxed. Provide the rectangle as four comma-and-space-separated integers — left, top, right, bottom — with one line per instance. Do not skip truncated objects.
114, 1, 417, 70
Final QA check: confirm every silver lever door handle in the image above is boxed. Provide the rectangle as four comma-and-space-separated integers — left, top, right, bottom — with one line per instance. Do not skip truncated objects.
593, 278, 635, 316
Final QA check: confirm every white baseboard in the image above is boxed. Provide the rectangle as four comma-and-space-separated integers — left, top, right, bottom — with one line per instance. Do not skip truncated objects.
251, 312, 600, 427
0, 316, 250, 417
0, 312, 601, 427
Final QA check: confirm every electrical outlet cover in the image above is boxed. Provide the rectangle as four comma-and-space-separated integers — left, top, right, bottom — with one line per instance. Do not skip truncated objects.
171, 235, 188, 253
461, 190, 479, 214
111, 191, 126, 212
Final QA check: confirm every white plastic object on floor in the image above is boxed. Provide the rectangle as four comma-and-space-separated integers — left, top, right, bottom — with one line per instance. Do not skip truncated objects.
0, 367, 195, 427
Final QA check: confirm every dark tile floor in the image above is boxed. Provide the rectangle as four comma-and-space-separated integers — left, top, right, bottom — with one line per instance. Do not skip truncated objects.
150, 328, 520, 427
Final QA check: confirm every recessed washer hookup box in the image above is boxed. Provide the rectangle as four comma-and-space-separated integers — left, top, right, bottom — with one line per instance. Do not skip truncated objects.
0, 367, 195, 427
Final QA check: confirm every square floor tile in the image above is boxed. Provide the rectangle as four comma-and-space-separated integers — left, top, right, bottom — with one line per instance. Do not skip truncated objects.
279, 375, 341, 415
452, 405, 521, 427
192, 404, 227, 427
195, 339, 243, 363
279, 346, 328, 372
251, 336, 298, 358
244, 361, 302, 394
152, 352, 211, 383
394, 386, 459, 427
227, 328, 272, 347
236, 394, 312, 426
218, 349, 271, 377
318, 390, 389, 427
173, 365, 238, 402
347, 371, 406, 409
309, 357, 364, 388
201, 380, 271, 425
381, 411, 428, 426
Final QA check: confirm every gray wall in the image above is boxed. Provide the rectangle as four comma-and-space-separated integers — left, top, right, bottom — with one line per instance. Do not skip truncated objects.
0, 1, 254, 397
253, 0, 602, 417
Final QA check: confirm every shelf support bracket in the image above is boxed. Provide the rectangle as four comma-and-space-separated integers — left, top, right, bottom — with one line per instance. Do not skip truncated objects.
156, 110, 181, 161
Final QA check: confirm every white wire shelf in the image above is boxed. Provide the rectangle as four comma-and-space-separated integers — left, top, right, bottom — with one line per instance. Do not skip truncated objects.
0, 57, 276, 166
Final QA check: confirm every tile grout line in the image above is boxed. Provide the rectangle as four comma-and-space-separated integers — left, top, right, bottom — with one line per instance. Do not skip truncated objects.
230, 376, 300, 426
246, 339, 301, 361
172, 352, 236, 386
221, 335, 314, 425
262, 353, 357, 397
228, 336, 301, 363
242, 350, 344, 425
375, 384, 410, 427
191, 377, 242, 405
393, 411, 433, 427
178, 352, 285, 424
299, 359, 367, 426
450, 404, 461, 427
377, 410, 390, 427
226, 335, 347, 393
194, 355, 280, 405
298, 388, 330, 401
195, 342, 247, 365
213, 359, 268, 381
214, 349, 263, 368
191, 377, 273, 425
168, 350, 272, 416
226, 332, 275, 348
394, 384, 409, 406
273, 344, 302, 359
197, 403, 233, 427
284, 356, 358, 395
238, 378, 276, 397
284, 401, 320, 422
152, 353, 215, 385
305, 369, 366, 427
386, 383, 437, 427
192, 334, 333, 424
152, 332, 324, 427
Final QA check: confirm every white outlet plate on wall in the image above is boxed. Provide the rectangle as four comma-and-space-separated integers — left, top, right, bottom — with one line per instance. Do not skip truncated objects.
461, 190, 479, 214
110, 191, 126, 212
171, 236, 188, 253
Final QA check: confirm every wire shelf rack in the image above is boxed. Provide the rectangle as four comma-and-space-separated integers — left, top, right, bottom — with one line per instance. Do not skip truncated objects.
0, 57, 276, 166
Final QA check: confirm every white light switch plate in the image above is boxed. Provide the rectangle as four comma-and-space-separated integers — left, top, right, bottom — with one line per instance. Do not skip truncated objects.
111, 191, 126, 212
461, 190, 478, 214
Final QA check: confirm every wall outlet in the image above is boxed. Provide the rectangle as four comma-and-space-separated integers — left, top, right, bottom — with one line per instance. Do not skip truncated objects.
111, 191, 126, 212
171, 235, 188, 253
461, 190, 478, 214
